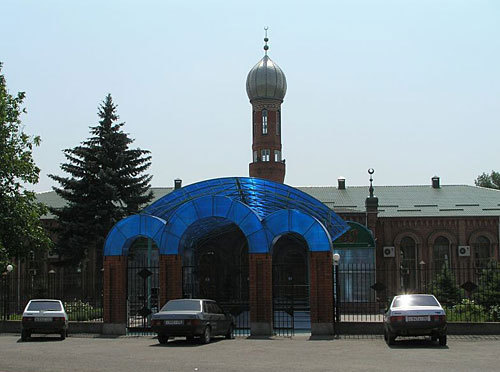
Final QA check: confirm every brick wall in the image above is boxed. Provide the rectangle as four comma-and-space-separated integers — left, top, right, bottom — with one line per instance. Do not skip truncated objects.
249, 253, 272, 323
103, 255, 127, 324
309, 251, 334, 324
159, 254, 182, 309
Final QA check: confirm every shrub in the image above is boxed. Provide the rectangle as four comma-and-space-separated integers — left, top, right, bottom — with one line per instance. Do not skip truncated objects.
64, 300, 102, 321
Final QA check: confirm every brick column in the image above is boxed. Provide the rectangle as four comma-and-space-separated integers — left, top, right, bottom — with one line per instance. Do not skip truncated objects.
249, 253, 273, 336
309, 251, 334, 335
159, 254, 182, 309
103, 255, 127, 334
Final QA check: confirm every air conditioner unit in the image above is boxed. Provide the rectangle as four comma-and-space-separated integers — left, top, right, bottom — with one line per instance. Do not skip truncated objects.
383, 246, 395, 258
458, 246, 471, 257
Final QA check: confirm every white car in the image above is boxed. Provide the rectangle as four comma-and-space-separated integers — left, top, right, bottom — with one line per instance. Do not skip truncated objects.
384, 294, 447, 346
21, 299, 68, 341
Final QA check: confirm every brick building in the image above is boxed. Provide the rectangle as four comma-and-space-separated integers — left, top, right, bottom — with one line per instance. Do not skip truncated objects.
31, 36, 499, 336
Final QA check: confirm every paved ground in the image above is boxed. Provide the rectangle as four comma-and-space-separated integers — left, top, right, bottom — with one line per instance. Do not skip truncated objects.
1, 333, 500, 372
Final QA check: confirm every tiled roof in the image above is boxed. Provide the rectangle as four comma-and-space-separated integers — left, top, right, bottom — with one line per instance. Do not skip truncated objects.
36, 184, 500, 219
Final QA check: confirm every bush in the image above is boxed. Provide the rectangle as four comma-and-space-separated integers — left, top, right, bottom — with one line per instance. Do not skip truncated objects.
446, 299, 486, 322
64, 300, 102, 321
489, 305, 500, 322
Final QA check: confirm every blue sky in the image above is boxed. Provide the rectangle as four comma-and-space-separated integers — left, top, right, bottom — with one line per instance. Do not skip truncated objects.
2, 0, 499, 192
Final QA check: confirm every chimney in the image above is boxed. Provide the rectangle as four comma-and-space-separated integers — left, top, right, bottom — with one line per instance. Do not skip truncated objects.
337, 177, 346, 190
174, 178, 182, 190
432, 176, 440, 189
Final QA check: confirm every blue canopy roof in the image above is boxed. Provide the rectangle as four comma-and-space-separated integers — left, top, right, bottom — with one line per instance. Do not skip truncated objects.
105, 177, 349, 256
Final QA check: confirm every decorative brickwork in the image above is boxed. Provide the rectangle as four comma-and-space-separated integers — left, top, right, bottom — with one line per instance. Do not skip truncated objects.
103, 256, 127, 324
159, 254, 182, 308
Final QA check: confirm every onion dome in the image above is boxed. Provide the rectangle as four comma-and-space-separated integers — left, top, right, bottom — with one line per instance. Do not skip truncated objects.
246, 33, 287, 102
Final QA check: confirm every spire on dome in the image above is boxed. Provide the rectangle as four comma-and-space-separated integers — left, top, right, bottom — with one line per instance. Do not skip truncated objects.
264, 27, 269, 55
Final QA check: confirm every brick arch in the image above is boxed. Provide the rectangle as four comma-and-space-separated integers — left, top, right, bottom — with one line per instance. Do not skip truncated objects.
427, 230, 458, 247
468, 230, 498, 245
394, 230, 423, 247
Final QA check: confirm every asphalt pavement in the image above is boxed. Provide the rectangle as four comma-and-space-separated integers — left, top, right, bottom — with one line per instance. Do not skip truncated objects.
1, 333, 499, 372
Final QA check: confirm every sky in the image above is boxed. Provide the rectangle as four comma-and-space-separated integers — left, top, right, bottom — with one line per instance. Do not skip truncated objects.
2, 0, 499, 193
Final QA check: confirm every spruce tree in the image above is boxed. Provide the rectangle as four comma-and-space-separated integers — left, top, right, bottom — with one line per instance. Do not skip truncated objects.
49, 94, 153, 267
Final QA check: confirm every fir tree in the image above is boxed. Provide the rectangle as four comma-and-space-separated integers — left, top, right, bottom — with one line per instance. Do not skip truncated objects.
427, 266, 464, 306
49, 94, 153, 266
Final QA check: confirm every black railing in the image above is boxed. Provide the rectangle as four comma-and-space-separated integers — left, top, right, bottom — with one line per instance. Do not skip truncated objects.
0, 272, 103, 322
334, 263, 500, 323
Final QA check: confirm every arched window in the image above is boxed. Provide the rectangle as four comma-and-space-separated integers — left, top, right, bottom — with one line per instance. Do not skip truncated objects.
475, 236, 491, 267
400, 237, 417, 291
262, 110, 268, 134
433, 236, 450, 270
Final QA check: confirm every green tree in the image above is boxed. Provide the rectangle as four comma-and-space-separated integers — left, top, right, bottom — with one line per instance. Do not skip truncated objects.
474, 261, 500, 309
0, 63, 51, 271
427, 266, 464, 306
49, 94, 153, 266
475, 171, 500, 190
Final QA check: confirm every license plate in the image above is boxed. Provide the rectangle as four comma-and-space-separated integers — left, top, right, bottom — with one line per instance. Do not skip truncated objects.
35, 317, 52, 322
406, 316, 430, 322
164, 320, 183, 325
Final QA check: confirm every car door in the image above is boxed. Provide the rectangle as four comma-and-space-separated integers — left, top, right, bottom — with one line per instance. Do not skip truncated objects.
204, 301, 218, 334
215, 303, 231, 334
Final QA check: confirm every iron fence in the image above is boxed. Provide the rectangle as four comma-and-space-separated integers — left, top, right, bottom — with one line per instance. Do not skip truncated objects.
334, 263, 500, 323
0, 272, 103, 322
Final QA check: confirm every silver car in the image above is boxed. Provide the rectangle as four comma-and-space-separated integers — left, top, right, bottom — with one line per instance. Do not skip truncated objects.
21, 299, 68, 341
384, 294, 447, 346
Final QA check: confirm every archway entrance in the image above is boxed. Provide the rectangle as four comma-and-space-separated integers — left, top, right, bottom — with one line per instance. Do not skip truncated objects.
181, 218, 249, 335
272, 233, 310, 336
126, 237, 159, 333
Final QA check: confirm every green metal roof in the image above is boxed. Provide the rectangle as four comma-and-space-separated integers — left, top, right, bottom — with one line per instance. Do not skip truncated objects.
36, 184, 500, 219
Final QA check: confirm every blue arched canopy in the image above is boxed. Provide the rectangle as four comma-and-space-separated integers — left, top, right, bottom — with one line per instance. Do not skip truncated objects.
104, 177, 349, 256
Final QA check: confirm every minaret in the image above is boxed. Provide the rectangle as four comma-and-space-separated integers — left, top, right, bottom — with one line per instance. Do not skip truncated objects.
246, 29, 287, 183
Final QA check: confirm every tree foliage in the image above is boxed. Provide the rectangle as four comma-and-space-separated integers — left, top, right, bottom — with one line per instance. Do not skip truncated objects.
475, 171, 500, 190
49, 94, 153, 266
474, 261, 500, 309
0, 63, 51, 272
427, 266, 464, 306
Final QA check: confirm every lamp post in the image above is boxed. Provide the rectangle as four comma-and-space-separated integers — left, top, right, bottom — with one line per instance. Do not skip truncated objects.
48, 269, 56, 299
2, 264, 13, 320
419, 260, 426, 293
332, 253, 341, 329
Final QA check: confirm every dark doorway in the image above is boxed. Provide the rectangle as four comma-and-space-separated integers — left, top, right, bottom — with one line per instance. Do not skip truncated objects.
181, 218, 249, 335
272, 233, 310, 336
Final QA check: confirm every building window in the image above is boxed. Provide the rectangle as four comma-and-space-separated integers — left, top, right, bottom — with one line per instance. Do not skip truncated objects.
253, 151, 258, 162
262, 109, 268, 135
433, 236, 450, 270
261, 149, 270, 162
400, 237, 417, 291
274, 150, 281, 162
276, 110, 280, 135
474, 236, 491, 267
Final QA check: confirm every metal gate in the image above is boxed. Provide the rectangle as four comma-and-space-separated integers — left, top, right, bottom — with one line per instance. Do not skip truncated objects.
272, 264, 310, 336
127, 259, 159, 333
182, 265, 250, 336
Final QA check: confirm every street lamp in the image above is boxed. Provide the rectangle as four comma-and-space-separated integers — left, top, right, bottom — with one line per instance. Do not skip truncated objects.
332, 253, 341, 327
3, 264, 13, 320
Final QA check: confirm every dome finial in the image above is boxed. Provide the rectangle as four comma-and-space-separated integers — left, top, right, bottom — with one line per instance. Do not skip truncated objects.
263, 26, 269, 55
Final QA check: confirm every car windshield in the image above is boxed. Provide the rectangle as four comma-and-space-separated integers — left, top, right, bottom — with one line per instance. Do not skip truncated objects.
162, 300, 201, 312
393, 295, 439, 307
27, 301, 62, 311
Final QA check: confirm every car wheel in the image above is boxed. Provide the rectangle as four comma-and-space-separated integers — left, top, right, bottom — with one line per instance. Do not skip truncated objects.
386, 331, 396, 346
439, 334, 447, 346
383, 328, 388, 342
158, 334, 169, 345
21, 330, 29, 342
60, 331, 66, 340
225, 324, 234, 339
200, 326, 211, 344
